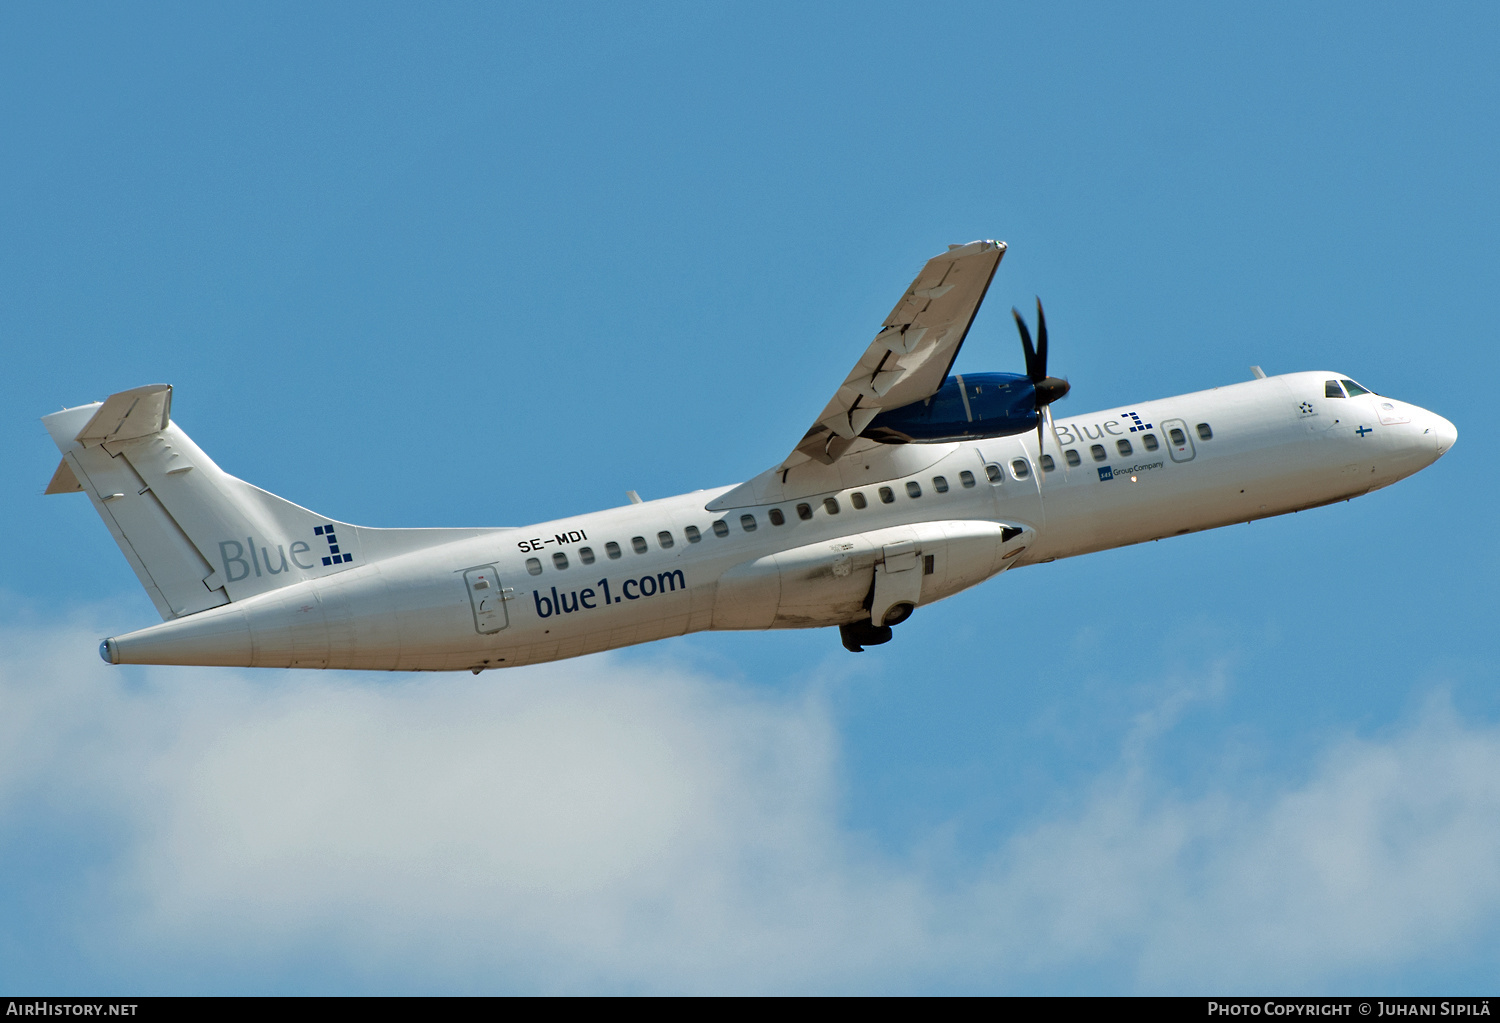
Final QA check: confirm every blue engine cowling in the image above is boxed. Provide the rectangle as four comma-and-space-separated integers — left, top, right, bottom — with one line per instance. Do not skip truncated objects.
861, 372, 1037, 444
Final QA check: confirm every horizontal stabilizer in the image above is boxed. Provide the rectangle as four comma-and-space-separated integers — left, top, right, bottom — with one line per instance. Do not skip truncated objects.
44, 457, 84, 494
74, 384, 172, 446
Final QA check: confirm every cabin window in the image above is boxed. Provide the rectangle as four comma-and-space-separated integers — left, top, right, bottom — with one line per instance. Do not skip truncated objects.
933, 475, 949, 493
684, 525, 701, 543
1326, 380, 1346, 398
985, 464, 1003, 483
1169, 427, 1187, 446
1341, 379, 1371, 397
712, 519, 729, 538
1040, 454, 1055, 472
1142, 434, 1159, 452
879, 486, 895, 504
824, 497, 840, 514
1011, 459, 1030, 480
959, 470, 976, 488
657, 530, 674, 549
579, 546, 596, 565
797, 502, 813, 521
1196, 422, 1214, 440
906, 481, 922, 498
605, 541, 622, 559
526, 557, 543, 576
1117, 439, 1133, 456
769, 508, 785, 526
1090, 444, 1107, 462
1065, 448, 1082, 467
740, 513, 757, 532
631, 536, 648, 554
552, 551, 569, 570
851, 491, 868, 509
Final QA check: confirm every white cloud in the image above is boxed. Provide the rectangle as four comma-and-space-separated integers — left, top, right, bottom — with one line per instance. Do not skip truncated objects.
968, 694, 1500, 989
2, 611, 1499, 992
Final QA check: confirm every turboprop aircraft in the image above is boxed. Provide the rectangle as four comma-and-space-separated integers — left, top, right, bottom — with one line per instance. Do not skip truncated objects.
42, 239, 1456, 670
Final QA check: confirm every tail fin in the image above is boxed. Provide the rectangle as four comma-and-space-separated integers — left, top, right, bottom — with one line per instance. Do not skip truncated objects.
44, 384, 491, 620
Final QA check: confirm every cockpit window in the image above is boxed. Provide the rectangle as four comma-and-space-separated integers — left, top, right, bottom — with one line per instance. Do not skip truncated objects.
1325, 380, 1346, 398
1341, 379, 1371, 396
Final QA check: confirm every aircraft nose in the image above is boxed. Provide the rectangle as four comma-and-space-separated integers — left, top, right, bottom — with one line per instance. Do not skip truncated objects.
1430, 413, 1457, 458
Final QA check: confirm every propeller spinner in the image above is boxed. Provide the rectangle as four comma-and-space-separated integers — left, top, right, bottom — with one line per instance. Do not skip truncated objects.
1011, 299, 1070, 457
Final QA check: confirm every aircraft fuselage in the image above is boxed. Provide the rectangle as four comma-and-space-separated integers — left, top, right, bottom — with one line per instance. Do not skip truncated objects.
96, 370, 1455, 671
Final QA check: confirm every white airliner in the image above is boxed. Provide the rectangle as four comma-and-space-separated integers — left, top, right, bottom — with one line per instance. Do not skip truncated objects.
43, 240, 1456, 669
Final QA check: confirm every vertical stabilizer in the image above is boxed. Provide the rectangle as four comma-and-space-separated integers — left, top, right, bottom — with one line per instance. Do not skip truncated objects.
43, 387, 229, 619
44, 385, 499, 621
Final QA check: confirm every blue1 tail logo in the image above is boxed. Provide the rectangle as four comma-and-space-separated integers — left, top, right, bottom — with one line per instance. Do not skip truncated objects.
315, 523, 353, 566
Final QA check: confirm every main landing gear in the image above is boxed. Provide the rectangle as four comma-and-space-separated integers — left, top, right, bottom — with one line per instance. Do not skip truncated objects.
839, 601, 915, 653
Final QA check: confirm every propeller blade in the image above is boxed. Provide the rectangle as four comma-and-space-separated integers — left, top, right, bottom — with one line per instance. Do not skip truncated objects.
1012, 307, 1038, 381
1044, 404, 1061, 474
1016, 298, 1068, 476
1035, 299, 1048, 382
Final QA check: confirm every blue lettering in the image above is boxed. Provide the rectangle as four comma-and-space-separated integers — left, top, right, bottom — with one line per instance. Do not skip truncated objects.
219, 540, 250, 583
623, 579, 639, 600
657, 570, 685, 593
579, 587, 596, 609
533, 590, 554, 618
288, 541, 315, 569
639, 574, 657, 596
560, 590, 579, 613
262, 545, 288, 575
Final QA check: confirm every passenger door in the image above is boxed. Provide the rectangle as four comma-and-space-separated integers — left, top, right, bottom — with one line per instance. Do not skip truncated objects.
463, 566, 510, 634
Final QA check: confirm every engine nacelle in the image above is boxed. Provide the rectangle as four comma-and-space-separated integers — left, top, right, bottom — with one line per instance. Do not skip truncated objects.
712, 519, 1034, 631
861, 372, 1037, 444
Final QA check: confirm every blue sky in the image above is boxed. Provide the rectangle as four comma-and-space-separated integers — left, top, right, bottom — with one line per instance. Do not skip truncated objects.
2, 2, 1497, 994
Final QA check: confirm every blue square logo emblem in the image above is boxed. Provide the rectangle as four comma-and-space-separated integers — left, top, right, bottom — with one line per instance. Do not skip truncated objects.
1098, 466, 1114, 481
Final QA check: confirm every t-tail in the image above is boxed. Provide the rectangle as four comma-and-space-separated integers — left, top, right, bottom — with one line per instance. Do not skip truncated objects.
43, 385, 492, 661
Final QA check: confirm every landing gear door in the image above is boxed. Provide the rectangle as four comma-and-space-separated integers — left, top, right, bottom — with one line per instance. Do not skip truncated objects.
871, 541, 923, 626
464, 566, 510, 634
1161, 418, 1196, 462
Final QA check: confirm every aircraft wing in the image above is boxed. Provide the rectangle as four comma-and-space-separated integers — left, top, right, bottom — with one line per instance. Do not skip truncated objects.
784, 239, 1006, 469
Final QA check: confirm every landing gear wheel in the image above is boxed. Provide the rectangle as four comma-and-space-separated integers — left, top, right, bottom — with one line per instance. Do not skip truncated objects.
840, 621, 894, 653
881, 602, 915, 627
